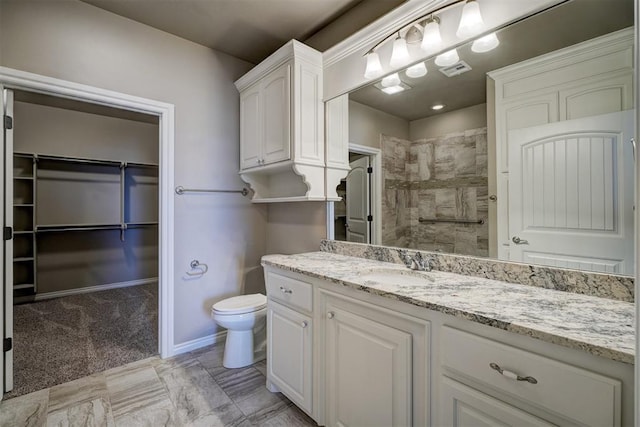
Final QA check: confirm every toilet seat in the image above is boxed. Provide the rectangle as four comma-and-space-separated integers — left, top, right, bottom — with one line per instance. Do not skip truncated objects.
212, 294, 267, 315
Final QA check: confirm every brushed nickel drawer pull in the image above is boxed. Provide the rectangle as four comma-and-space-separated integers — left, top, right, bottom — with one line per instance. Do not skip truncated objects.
279, 286, 293, 294
490, 362, 538, 384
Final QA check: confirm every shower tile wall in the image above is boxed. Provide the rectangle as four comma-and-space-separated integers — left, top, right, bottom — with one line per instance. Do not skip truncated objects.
381, 127, 489, 256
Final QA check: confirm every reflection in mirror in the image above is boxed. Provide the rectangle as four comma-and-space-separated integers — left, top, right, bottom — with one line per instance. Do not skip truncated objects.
334, 0, 635, 276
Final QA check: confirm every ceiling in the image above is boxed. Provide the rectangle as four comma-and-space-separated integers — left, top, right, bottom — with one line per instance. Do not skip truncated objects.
349, 0, 634, 121
80, 0, 405, 64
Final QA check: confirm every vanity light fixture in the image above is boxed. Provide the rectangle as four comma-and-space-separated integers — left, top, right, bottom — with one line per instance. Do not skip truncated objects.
456, 0, 486, 39
362, 0, 496, 79
389, 33, 411, 68
364, 51, 383, 79
405, 62, 427, 78
471, 32, 499, 52
381, 72, 402, 87
421, 16, 442, 52
435, 49, 459, 67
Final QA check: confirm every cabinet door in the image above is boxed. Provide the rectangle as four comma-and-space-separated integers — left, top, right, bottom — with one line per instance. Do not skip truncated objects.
325, 302, 412, 427
240, 82, 262, 170
440, 377, 555, 427
267, 299, 312, 413
262, 64, 291, 165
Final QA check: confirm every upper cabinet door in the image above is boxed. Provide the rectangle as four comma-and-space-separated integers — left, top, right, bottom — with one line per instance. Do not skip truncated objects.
240, 82, 262, 170
262, 64, 291, 165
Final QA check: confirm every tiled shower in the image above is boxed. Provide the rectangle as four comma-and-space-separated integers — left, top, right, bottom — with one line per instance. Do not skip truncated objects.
381, 127, 489, 257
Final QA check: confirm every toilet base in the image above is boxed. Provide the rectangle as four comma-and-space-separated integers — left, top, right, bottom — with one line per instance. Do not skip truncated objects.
223, 330, 256, 369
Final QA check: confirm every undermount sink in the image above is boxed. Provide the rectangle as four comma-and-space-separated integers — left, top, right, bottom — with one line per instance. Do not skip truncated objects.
357, 268, 435, 285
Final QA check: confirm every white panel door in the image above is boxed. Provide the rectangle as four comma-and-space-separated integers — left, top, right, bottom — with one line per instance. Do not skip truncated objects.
508, 110, 634, 274
239, 82, 262, 170
2, 87, 14, 394
325, 301, 412, 427
267, 300, 312, 413
346, 156, 369, 243
262, 64, 291, 165
440, 377, 554, 427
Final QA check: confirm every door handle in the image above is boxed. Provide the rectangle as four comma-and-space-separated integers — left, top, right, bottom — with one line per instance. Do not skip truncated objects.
512, 236, 529, 245
631, 138, 636, 159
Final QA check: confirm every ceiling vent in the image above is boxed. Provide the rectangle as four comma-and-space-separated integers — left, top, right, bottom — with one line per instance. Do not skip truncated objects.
439, 61, 472, 77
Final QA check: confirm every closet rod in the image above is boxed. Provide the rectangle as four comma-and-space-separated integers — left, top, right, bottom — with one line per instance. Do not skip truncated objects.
36, 223, 123, 232
175, 186, 249, 197
15, 152, 158, 168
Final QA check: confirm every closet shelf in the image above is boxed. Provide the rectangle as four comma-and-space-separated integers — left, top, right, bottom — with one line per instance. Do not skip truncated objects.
14, 204, 34, 207
14, 176, 34, 180
14, 283, 35, 290
14, 152, 159, 168
14, 257, 34, 262
14, 231, 34, 235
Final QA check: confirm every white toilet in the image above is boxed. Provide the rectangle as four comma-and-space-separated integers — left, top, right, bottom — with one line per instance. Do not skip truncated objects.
211, 293, 267, 369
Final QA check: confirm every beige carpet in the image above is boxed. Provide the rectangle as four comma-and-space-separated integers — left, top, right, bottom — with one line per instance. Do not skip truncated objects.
6, 282, 158, 398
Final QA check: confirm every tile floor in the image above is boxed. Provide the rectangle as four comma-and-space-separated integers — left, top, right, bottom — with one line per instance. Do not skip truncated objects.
0, 344, 318, 427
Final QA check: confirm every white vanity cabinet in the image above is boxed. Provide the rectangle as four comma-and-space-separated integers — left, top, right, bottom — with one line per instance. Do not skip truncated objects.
239, 64, 291, 170
265, 270, 313, 414
320, 289, 430, 427
438, 326, 623, 427
235, 40, 332, 202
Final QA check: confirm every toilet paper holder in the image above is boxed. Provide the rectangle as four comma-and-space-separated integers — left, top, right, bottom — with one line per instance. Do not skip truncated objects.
187, 260, 209, 277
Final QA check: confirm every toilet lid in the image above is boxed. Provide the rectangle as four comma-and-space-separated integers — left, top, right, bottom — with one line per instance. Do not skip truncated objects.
212, 294, 267, 315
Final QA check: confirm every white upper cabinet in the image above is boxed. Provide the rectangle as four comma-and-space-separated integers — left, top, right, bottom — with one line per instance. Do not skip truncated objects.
235, 40, 345, 203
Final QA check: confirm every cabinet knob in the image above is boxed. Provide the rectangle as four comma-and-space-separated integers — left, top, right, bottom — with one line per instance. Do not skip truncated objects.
327, 311, 335, 319
279, 286, 293, 294
301, 320, 308, 328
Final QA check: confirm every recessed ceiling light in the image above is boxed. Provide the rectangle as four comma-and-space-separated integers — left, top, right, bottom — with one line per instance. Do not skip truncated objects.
382, 85, 405, 95
432, 104, 445, 110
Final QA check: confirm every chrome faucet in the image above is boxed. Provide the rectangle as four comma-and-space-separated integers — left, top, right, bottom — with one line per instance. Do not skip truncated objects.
401, 251, 435, 272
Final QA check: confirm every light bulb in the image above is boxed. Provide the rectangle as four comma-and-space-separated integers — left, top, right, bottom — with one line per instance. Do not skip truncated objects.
472, 32, 499, 53
381, 73, 401, 87
364, 51, 383, 79
405, 62, 427, 78
421, 17, 442, 52
435, 49, 459, 67
456, 0, 485, 39
389, 35, 411, 68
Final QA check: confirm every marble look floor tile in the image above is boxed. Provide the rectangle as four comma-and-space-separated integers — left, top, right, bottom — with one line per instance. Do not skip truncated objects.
151, 352, 197, 377
0, 388, 49, 427
234, 385, 287, 418
105, 362, 170, 418
113, 399, 181, 427
157, 359, 232, 423
258, 404, 317, 427
47, 373, 108, 413
211, 367, 265, 402
186, 402, 246, 427
192, 344, 225, 370
46, 397, 114, 427
253, 360, 267, 377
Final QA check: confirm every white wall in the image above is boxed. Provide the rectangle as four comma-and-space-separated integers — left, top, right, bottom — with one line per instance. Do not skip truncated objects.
349, 100, 409, 148
266, 202, 327, 255
409, 103, 487, 140
0, 0, 267, 345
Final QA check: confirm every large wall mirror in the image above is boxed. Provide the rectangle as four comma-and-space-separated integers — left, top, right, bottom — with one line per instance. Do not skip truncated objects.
332, 0, 635, 276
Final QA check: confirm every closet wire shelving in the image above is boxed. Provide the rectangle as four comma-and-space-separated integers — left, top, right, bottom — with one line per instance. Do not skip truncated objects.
12, 152, 159, 297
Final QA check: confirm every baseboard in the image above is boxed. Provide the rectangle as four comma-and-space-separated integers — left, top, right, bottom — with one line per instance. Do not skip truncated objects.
34, 277, 158, 301
172, 331, 227, 356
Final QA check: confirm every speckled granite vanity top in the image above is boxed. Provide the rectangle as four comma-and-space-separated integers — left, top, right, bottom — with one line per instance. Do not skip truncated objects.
262, 251, 635, 365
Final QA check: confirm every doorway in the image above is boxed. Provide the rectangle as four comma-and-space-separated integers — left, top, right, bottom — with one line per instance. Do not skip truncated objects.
330, 144, 382, 245
1, 68, 175, 401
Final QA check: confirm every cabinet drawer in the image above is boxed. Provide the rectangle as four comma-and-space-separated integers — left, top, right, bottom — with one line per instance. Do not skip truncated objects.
266, 271, 312, 312
441, 327, 621, 427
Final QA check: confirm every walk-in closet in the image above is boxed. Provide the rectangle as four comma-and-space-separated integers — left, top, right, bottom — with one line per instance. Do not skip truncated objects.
6, 90, 160, 397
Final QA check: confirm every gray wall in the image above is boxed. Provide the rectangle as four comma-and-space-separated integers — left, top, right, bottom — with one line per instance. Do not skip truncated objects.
409, 103, 487, 141
349, 100, 410, 148
1, 0, 267, 345
266, 202, 327, 255
13, 100, 159, 294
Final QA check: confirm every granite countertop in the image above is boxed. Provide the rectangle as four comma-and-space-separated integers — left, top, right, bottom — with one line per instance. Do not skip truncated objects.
262, 252, 635, 365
